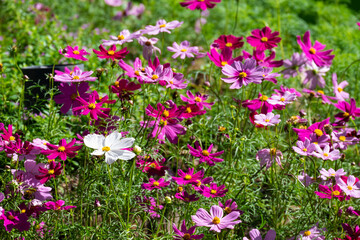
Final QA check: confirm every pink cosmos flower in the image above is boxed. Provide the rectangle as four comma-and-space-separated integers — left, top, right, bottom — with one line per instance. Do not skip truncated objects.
0, 210, 30, 232
254, 112, 281, 126
187, 141, 224, 166
141, 178, 170, 191
214, 35, 244, 50
241, 93, 278, 113
191, 205, 241, 233
173, 220, 204, 240
73, 91, 112, 120
332, 73, 349, 101
180, 0, 221, 11
54, 66, 97, 83
177, 104, 206, 119
292, 139, 316, 156
243, 229, 276, 240
172, 168, 204, 185
207, 47, 243, 68
45, 200, 76, 211
113, 2, 144, 21
102, 29, 141, 46
167, 41, 199, 59
175, 191, 200, 203
137, 36, 161, 60
267, 91, 297, 106
282, 52, 307, 79
136, 155, 168, 177
312, 144, 341, 161
60, 45, 90, 61
180, 91, 214, 110
301, 61, 330, 89
319, 168, 346, 180
221, 59, 264, 89
297, 31, 335, 67
293, 223, 326, 240
41, 138, 82, 161
118, 58, 144, 81
193, 177, 213, 191
93, 45, 129, 61
256, 148, 283, 170
200, 183, 228, 198
336, 175, 360, 198
140, 65, 171, 84
162, 71, 188, 89
332, 131, 359, 150
314, 184, 347, 201
36, 160, 63, 184
243, 50, 283, 68
111, 78, 141, 101
261, 67, 281, 84
218, 199, 243, 215
104, 0, 122, 7
334, 98, 360, 122
142, 19, 183, 35
5, 139, 35, 161
293, 118, 330, 141
247, 26, 281, 51
54, 82, 90, 115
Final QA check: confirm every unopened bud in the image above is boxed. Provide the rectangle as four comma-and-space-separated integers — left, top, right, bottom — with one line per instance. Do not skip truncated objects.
324, 124, 333, 135
128, 100, 134, 105
165, 196, 172, 204
204, 81, 211, 87
94, 199, 101, 208
299, 110, 306, 117
23, 75, 29, 80
133, 145, 142, 155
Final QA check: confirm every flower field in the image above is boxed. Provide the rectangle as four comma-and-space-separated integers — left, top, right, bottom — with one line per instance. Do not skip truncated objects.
1, 0, 360, 239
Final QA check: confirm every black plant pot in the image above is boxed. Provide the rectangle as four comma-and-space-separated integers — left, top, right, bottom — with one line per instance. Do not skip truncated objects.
21, 64, 84, 112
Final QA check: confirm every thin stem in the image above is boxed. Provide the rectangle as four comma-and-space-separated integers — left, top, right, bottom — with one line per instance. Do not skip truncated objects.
107, 164, 125, 228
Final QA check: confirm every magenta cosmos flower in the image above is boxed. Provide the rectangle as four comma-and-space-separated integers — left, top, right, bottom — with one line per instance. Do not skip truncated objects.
175, 191, 200, 203
332, 73, 349, 101
334, 98, 360, 122
54, 82, 90, 115
93, 45, 129, 61
180, 91, 214, 110
243, 229, 276, 240
172, 168, 204, 185
297, 31, 335, 67
191, 205, 241, 233
219, 199, 243, 215
118, 57, 144, 81
314, 184, 347, 201
167, 41, 199, 59
0, 210, 30, 232
73, 91, 113, 120
247, 26, 281, 51
187, 141, 224, 166
111, 78, 141, 101
180, 0, 221, 11
36, 160, 63, 184
54, 66, 97, 83
142, 19, 183, 35
207, 47, 243, 68
41, 138, 82, 161
60, 45, 90, 61
254, 112, 281, 126
214, 35, 244, 50
201, 183, 228, 198
256, 148, 283, 170
141, 178, 170, 191
173, 220, 204, 240
45, 200, 76, 211
221, 59, 263, 89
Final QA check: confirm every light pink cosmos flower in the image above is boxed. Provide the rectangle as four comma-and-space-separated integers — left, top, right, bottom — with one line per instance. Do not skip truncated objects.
53, 66, 97, 83
104, 0, 122, 7
138, 36, 161, 60
336, 175, 360, 198
180, 91, 214, 110
312, 144, 341, 161
243, 229, 276, 240
142, 19, 183, 35
292, 139, 316, 156
60, 45, 90, 61
332, 131, 359, 150
256, 148, 283, 170
221, 59, 264, 89
267, 91, 297, 106
162, 71, 187, 89
254, 112, 281, 126
140, 65, 171, 84
102, 29, 141, 46
180, 0, 221, 11
319, 168, 346, 180
282, 52, 307, 79
300, 61, 329, 89
167, 41, 199, 59
332, 73, 349, 101
191, 205, 241, 233
118, 58, 144, 81
298, 171, 314, 187
293, 223, 326, 240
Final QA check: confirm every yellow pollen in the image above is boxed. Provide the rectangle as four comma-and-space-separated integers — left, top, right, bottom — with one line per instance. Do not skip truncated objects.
21, 209, 26, 213
265, 119, 270, 122
260, 95, 268, 101
181, 49, 187, 52
153, 181, 160, 186
304, 231, 311, 236
9, 136, 15, 141
210, 189, 217, 194
225, 43, 232, 47
48, 169, 55, 175
159, 24, 166, 28
280, 97, 285, 102
323, 153, 329, 157
8, 215, 15, 220
178, 186, 183, 192
151, 74, 159, 80
159, 120, 167, 126
221, 61, 228, 66
313, 142, 318, 145
317, 90, 324, 95
218, 126, 226, 132
169, 80, 174, 84
114, 81, 120, 87
70, 93, 78, 100
343, 112, 350, 117
149, 163, 156, 168
72, 76, 80, 80
183, 233, 191, 240
108, 50, 115, 55
224, 207, 232, 214
73, 50, 80, 55
314, 129, 323, 137
134, 70, 140, 76
58, 146, 66, 152
347, 186, 353, 190
202, 150, 210, 156
162, 110, 169, 118
239, 72, 247, 78
212, 216, 220, 224
299, 125, 307, 129
302, 148, 307, 152
339, 136, 346, 141
331, 173, 335, 176
309, 48, 316, 54
48, 159, 54, 163
117, 35, 125, 40
102, 146, 110, 152
270, 148, 277, 155
88, 103, 96, 109
261, 37, 268, 42
185, 107, 192, 113
196, 180, 201, 187
337, 87, 343, 92
69, 71, 74, 75
194, 97, 201, 102
332, 190, 340, 196
184, 174, 192, 180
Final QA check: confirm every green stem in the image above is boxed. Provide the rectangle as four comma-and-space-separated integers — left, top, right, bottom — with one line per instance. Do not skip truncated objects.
126, 159, 136, 224
107, 164, 125, 228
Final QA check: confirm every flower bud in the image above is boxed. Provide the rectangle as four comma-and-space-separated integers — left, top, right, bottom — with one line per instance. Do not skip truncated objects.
165, 196, 172, 204
204, 81, 211, 87
324, 124, 333, 135
133, 145, 142, 155
299, 109, 306, 117
95, 199, 101, 208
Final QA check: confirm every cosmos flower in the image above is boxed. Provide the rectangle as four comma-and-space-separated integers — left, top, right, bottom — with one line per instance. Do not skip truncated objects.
137, 36, 161, 60
175, 191, 200, 203
319, 168, 346, 180
167, 41, 199, 59
336, 175, 360, 198
41, 138, 82, 161
73, 91, 112, 120
110, 78, 141, 101
173, 220, 204, 240
180, 91, 214, 110
243, 229, 276, 240
172, 168, 204, 185
254, 112, 281, 126
54, 82, 90, 115
247, 26, 281, 51
102, 29, 141, 46
60, 45, 90, 61
200, 183, 228, 198
282, 52, 307, 79
36, 160, 62, 184
54, 66, 97, 83
256, 148, 283, 170
180, 0, 221, 11
142, 19, 183, 35
331, 73, 349, 101
312, 144, 341, 161
314, 184, 347, 201
207, 47, 243, 68
214, 35, 244, 50
141, 178, 170, 191
93, 45, 129, 61
267, 91, 297, 106
292, 139, 316, 156
300, 61, 330, 89
334, 98, 360, 122
187, 141, 224, 166
44, 200, 76, 211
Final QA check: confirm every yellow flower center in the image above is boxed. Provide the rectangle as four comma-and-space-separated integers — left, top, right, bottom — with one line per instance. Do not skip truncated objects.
317, 90, 324, 95
196, 180, 201, 187
117, 35, 125, 40
265, 119, 270, 122
153, 181, 160, 187
194, 97, 202, 102
309, 48, 316, 54
169, 80, 174, 84
9, 136, 15, 141
212, 216, 220, 224
225, 43, 232, 47
108, 50, 115, 55
337, 87, 343, 92
150, 163, 156, 168
332, 190, 340, 196
88, 103, 96, 109
280, 97, 285, 102
162, 110, 169, 118
21, 209, 26, 213
210, 189, 217, 194
73, 50, 80, 55
70, 93, 78, 100
323, 153, 329, 157
339, 136, 346, 141
219, 126, 226, 132
178, 186, 183, 192
58, 146, 66, 152
159, 24, 166, 28
302, 148, 307, 152
224, 207, 232, 214
239, 72, 247, 78
159, 120, 167, 126
185, 107, 192, 113
48, 169, 55, 175
314, 129, 323, 137
331, 173, 335, 176
260, 95, 268, 101
151, 74, 159, 80
261, 37, 268, 42
304, 231, 311, 236
221, 61, 228, 66
202, 150, 210, 156
8, 215, 14, 220
48, 159, 54, 163
184, 175, 192, 180
102, 146, 110, 152
270, 148, 277, 155
72, 76, 80, 80
134, 70, 140, 76
183, 233, 191, 240
343, 112, 350, 117
181, 49, 187, 52
348, 185, 353, 190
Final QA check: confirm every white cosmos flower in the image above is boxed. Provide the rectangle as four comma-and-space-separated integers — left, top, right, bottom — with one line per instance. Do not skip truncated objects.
84, 131, 136, 164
